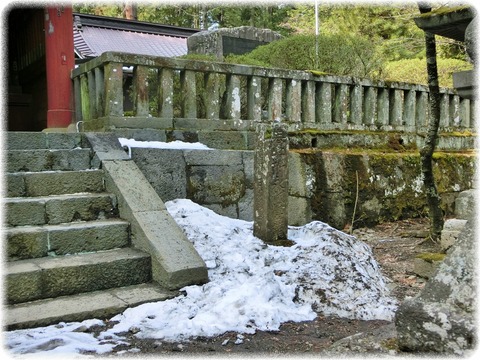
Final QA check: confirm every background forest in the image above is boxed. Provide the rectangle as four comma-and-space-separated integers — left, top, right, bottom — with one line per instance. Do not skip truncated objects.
74, 2, 473, 87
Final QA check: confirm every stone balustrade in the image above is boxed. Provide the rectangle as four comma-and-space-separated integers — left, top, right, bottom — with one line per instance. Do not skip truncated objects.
72, 51, 474, 134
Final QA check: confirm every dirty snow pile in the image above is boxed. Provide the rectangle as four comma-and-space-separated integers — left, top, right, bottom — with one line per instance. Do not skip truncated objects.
5, 199, 397, 356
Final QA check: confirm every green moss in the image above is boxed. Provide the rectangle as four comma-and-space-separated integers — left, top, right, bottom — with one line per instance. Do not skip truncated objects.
381, 338, 399, 351
306, 70, 330, 76
416, 252, 446, 263
439, 130, 475, 137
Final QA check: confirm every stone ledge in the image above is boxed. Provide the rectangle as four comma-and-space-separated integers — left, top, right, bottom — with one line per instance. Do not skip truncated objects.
102, 159, 208, 289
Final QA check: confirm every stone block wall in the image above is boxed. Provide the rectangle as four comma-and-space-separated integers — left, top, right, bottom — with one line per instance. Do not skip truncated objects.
187, 26, 282, 60
131, 148, 475, 229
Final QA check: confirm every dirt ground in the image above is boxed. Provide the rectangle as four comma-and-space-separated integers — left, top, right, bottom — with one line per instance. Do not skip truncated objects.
95, 217, 440, 357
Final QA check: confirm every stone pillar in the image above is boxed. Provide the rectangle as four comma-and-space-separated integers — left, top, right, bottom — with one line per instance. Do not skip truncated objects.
253, 122, 289, 244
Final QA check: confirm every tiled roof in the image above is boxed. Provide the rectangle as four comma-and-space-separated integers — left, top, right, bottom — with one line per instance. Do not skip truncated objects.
73, 13, 199, 59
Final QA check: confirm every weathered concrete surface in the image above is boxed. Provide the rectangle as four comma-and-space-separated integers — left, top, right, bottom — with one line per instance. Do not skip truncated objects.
395, 220, 476, 355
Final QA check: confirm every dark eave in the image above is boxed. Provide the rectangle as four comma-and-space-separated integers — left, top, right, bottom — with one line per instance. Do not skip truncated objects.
73, 12, 200, 38
414, 6, 475, 42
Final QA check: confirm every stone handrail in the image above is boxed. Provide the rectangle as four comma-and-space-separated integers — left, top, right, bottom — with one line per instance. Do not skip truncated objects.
72, 51, 474, 133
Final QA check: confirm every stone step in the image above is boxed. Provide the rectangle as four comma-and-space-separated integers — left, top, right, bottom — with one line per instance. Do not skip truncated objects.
7, 149, 95, 173
7, 131, 89, 150
6, 248, 151, 305
6, 169, 105, 197
5, 283, 178, 330
5, 193, 118, 227
6, 219, 130, 261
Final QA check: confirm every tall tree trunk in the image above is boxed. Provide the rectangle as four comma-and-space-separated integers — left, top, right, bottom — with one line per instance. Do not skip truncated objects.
123, 2, 137, 20
418, 3, 444, 241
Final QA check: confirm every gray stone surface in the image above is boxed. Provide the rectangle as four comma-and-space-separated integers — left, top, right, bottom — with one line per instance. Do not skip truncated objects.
132, 148, 187, 202
322, 323, 398, 355
47, 219, 130, 255
6, 193, 117, 226
6, 199, 46, 226
188, 165, 245, 206
6, 248, 151, 304
6, 226, 49, 261
395, 220, 476, 354
454, 188, 476, 220
253, 123, 289, 243
7, 132, 86, 150
7, 149, 93, 172
6, 283, 177, 330
187, 26, 282, 60
129, 146, 474, 229
413, 256, 443, 279
440, 218, 468, 252
17, 170, 105, 197
465, 17, 476, 62
102, 159, 208, 289
85, 132, 130, 161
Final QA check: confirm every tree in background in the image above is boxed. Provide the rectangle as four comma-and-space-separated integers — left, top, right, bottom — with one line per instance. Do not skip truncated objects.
417, 2, 444, 242
73, 2, 471, 85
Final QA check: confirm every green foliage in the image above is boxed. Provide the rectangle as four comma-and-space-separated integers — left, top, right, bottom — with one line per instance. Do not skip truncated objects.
284, 4, 425, 61
75, 3, 293, 32
226, 34, 383, 78
383, 58, 473, 87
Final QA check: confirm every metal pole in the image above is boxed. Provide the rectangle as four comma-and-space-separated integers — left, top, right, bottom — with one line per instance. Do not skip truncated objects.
315, 0, 319, 69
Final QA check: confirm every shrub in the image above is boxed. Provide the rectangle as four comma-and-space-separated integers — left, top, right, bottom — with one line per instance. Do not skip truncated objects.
383, 58, 473, 88
225, 34, 383, 78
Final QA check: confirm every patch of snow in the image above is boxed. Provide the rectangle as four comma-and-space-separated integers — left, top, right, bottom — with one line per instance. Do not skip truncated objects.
5, 199, 397, 356
118, 138, 211, 157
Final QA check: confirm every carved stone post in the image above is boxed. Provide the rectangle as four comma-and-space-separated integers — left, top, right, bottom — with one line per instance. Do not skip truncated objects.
253, 122, 289, 244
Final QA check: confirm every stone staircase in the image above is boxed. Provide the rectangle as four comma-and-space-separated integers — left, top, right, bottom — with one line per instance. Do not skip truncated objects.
4, 132, 177, 330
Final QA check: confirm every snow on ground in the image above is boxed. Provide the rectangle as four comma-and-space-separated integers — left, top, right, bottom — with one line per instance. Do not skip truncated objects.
5, 199, 397, 357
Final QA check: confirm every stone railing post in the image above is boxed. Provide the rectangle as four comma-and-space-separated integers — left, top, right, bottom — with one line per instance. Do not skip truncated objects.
253, 122, 289, 244
181, 70, 197, 118
158, 68, 174, 118
247, 76, 262, 121
104, 62, 124, 117
286, 79, 301, 122
133, 65, 150, 117
205, 72, 220, 119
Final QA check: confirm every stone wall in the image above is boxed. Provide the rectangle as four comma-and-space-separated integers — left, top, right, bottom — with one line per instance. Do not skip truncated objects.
131, 147, 475, 229
187, 26, 282, 60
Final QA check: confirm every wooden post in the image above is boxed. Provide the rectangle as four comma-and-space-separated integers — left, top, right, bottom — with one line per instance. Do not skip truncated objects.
44, 6, 74, 128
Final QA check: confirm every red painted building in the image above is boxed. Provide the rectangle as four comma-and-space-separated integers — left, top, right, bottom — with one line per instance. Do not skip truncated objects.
6, 6, 198, 131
